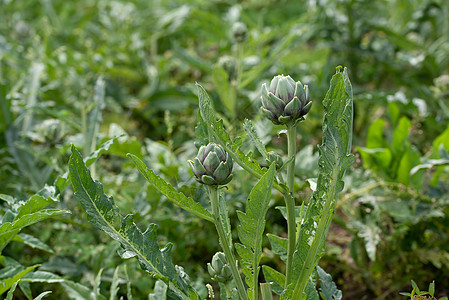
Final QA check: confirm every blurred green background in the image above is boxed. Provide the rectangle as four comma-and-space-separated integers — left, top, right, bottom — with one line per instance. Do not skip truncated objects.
1, 0, 449, 299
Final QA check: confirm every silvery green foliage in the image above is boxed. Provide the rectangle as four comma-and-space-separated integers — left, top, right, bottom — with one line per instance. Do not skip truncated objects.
286, 67, 355, 298
68, 146, 198, 300
261, 75, 312, 125
317, 266, 342, 300
188, 143, 233, 186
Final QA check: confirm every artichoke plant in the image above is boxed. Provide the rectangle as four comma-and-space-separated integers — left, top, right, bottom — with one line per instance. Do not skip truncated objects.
188, 143, 233, 186
261, 75, 312, 125
207, 252, 233, 283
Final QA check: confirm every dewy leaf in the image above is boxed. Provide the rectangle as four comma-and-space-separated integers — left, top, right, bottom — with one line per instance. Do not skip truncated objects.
316, 266, 342, 300
291, 67, 354, 298
235, 163, 275, 300
196, 83, 287, 194
69, 146, 194, 300
243, 119, 269, 160
127, 154, 213, 223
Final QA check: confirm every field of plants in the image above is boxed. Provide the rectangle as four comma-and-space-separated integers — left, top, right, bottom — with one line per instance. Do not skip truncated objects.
1, 0, 449, 299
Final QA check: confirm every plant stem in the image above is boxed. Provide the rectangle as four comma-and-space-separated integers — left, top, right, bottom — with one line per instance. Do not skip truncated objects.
260, 283, 273, 300
208, 186, 249, 300
284, 124, 297, 287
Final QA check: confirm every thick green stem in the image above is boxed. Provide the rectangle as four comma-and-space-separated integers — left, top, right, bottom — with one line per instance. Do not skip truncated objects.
284, 124, 297, 286
209, 186, 249, 300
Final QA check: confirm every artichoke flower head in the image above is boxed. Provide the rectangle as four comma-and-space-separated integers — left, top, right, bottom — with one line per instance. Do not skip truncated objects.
188, 143, 233, 186
261, 75, 312, 125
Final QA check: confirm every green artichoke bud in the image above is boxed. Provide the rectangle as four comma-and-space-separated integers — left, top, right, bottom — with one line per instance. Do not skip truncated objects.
188, 143, 233, 186
207, 252, 233, 283
232, 21, 248, 43
261, 75, 312, 125
267, 151, 283, 170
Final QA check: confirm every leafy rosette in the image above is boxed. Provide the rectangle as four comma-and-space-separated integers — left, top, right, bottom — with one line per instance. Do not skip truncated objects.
261, 75, 312, 125
188, 143, 233, 186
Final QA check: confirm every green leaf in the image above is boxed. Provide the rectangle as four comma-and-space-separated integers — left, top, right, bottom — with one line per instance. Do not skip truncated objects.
13, 233, 53, 253
235, 163, 275, 299
0, 264, 39, 294
149, 280, 168, 300
351, 221, 381, 261
429, 281, 435, 297
262, 266, 285, 295
316, 266, 342, 300
396, 146, 420, 185
196, 83, 287, 194
243, 119, 269, 160
266, 234, 288, 262
62, 280, 107, 300
109, 267, 120, 300
69, 146, 194, 300
212, 66, 236, 116
14, 186, 58, 219
84, 77, 106, 156
127, 154, 213, 223
33, 291, 52, 300
0, 210, 69, 252
22, 271, 64, 283
5, 281, 18, 300
291, 67, 354, 298
391, 117, 410, 157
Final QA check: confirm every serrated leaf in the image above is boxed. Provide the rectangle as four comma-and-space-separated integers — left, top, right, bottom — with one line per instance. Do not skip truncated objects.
243, 119, 269, 160
0, 210, 69, 252
317, 266, 342, 300
69, 146, 193, 300
196, 83, 287, 194
235, 163, 275, 299
266, 234, 287, 262
13, 233, 53, 253
262, 266, 285, 295
14, 185, 58, 219
127, 154, 213, 223
22, 271, 64, 283
291, 67, 354, 298
0, 264, 39, 294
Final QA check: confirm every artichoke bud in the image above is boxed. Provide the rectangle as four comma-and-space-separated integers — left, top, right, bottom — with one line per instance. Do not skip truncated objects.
232, 22, 248, 43
207, 252, 233, 283
267, 151, 283, 170
188, 143, 233, 186
261, 75, 312, 125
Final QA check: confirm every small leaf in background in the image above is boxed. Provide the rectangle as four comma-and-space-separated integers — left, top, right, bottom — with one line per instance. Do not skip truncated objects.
317, 266, 342, 300
149, 280, 168, 300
